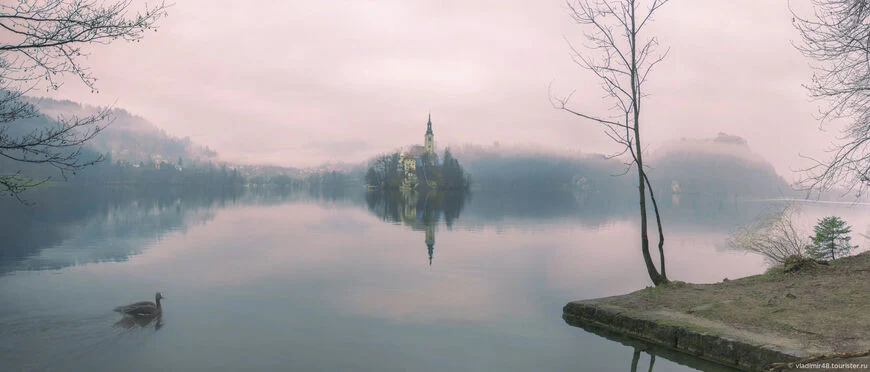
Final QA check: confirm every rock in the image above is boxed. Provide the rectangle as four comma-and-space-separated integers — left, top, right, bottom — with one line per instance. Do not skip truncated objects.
784, 256, 819, 273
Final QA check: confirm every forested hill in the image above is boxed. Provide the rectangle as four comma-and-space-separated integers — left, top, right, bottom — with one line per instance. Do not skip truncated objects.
0, 98, 245, 189
451, 135, 792, 200
30, 98, 218, 164
3, 98, 340, 189
451, 144, 633, 193
649, 133, 792, 200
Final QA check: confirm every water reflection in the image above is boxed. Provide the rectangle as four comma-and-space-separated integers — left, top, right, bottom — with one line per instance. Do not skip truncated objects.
0, 186, 242, 275
365, 190, 469, 265
1, 185, 866, 371
0, 184, 793, 277
566, 316, 740, 372
631, 348, 655, 372
444, 187, 780, 233
114, 313, 163, 330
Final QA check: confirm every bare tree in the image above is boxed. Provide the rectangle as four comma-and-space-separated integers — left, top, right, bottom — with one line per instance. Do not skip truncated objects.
0, 0, 168, 200
550, 0, 670, 285
792, 0, 870, 197
728, 205, 809, 264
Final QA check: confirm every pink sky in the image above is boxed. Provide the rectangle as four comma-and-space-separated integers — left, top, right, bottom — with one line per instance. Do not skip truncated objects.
42, 0, 837, 178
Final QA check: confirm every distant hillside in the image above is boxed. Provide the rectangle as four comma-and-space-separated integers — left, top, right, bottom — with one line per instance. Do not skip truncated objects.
649, 133, 792, 200
0, 98, 247, 190
29, 98, 218, 164
451, 135, 791, 200
451, 144, 631, 192
1, 97, 367, 191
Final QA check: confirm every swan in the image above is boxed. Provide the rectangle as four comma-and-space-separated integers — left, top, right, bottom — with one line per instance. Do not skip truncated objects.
114, 292, 164, 317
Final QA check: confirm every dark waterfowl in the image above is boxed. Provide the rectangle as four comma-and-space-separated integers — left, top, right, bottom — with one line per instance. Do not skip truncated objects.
114, 292, 164, 317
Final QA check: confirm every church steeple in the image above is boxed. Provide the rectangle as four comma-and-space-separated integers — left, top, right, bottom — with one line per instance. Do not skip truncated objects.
424, 113, 434, 158
425, 222, 435, 266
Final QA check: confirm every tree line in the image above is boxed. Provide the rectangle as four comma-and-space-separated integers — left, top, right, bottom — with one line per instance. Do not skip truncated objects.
70, 154, 244, 189
365, 148, 470, 190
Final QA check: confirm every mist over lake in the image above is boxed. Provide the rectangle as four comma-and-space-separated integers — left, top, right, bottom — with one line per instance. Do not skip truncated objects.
6, 0, 870, 370
1, 186, 867, 371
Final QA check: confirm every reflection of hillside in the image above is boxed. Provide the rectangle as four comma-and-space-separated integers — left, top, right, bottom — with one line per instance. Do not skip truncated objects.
657, 194, 788, 232
0, 187, 241, 275
312, 186, 782, 234
428, 188, 783, 233
462, 189, 635, 227
450, 140, 794, 230
365, 190, 468, 265
240, 185, 365, 207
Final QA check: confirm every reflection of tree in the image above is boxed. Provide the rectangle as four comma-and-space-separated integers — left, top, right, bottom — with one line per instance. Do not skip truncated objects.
564, 316, 735, 372
629, 347, 656, 372
365, 190, 468, 265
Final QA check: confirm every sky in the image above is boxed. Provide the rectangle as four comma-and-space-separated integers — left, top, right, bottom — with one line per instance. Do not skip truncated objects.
40, 0, 839, 179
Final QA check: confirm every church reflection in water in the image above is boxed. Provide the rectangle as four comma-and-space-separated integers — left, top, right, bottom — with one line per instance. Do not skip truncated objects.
365, 189, 468, 265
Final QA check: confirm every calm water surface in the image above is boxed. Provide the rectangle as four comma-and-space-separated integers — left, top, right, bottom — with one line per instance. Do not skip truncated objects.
1, 188, 868, 371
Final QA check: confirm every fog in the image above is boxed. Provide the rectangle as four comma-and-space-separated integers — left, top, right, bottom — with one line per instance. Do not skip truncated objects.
36, 0, 835, 180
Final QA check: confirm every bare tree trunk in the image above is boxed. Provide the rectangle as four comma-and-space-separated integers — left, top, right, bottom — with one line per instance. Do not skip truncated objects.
630, 0, 666, 285
644, 171, 666, 277
630, 348, 641, 372
633, 127, 666, 284
635, 137, 661, 284
553, 0, 670, 285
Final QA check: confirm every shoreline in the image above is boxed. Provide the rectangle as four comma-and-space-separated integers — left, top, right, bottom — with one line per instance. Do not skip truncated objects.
563, 300, 803, 371
563, 252, 870, 371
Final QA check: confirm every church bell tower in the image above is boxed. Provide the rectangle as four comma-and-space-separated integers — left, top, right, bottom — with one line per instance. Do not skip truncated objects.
424, 113, 435, 161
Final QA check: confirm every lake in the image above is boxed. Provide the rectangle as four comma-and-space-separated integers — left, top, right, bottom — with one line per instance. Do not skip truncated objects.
1, 187, 867, 371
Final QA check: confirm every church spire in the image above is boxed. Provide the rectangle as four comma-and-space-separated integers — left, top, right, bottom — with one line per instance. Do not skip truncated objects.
424, 112, 435, 161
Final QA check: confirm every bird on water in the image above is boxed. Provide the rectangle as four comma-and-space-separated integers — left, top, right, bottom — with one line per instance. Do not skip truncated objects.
114, 292, 164, 317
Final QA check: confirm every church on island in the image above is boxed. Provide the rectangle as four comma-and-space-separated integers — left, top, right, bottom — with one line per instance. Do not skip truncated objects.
365, 113, 467, 191
398, 114, 440, 189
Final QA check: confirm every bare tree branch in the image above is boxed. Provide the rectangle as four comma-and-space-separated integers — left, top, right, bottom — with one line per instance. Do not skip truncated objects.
0, 0, 168, 200
792, 0, 870, 197
728, 205, 809, 264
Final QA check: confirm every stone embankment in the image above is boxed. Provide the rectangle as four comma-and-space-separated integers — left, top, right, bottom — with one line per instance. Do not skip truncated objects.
564, 252, 870, 371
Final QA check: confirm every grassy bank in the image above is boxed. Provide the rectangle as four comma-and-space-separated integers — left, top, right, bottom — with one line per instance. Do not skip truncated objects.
564, 251, 870, 371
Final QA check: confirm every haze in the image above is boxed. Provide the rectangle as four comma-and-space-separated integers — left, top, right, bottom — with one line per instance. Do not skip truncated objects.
40, 0, 832, 179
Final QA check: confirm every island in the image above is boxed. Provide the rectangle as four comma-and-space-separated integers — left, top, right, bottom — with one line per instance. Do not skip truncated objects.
365, 114, 470, 191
